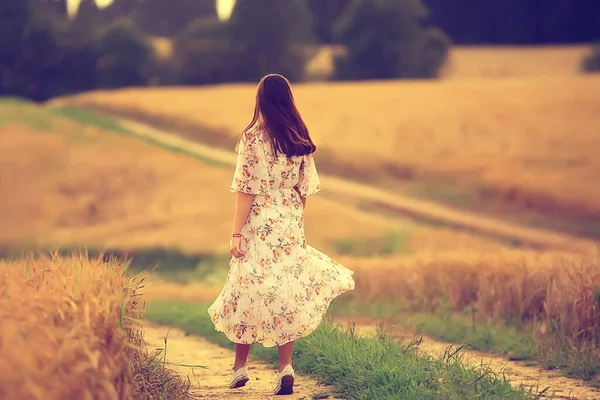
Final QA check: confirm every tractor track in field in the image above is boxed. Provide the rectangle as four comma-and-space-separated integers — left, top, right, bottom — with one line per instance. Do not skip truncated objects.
49, 105, 595, 255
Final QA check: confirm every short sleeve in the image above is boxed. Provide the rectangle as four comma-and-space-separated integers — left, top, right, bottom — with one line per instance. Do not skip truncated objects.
230, 134, 271, 195
295, 154, 321, 197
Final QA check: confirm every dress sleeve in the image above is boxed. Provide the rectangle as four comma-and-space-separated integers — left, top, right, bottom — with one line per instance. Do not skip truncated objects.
295, 153, 321, 197
230, 133, 271, 195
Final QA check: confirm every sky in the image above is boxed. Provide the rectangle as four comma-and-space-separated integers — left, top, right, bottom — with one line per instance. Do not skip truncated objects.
66, 0, 237, 21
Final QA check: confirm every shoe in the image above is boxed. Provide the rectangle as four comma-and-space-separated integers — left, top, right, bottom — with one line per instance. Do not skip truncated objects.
229, 366, 250, 389
274, 365, 295, 395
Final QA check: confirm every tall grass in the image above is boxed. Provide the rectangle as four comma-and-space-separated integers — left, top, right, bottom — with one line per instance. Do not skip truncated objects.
0, 251, 192, 400
344, 250, 600, 380
147, 300, 540, 400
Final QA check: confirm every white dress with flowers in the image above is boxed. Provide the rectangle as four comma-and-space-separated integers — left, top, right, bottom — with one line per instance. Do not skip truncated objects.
208, 128, 355, 347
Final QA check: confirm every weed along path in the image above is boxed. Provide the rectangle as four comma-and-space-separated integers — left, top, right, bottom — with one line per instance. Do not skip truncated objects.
53, 109, 595, 254
349, 322, 600, 400
143, 324, 337, 400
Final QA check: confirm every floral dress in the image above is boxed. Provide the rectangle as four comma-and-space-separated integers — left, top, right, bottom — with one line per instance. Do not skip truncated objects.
208, 128, 355, 347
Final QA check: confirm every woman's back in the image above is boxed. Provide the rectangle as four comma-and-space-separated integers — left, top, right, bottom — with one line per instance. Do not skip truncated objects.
231, 127, 320, 196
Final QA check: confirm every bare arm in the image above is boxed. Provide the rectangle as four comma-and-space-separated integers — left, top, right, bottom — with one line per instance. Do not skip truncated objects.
232, 192, 255, 234
294, 187, 307, 209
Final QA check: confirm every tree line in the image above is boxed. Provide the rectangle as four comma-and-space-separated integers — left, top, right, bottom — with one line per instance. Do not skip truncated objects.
2, 0, 599, 102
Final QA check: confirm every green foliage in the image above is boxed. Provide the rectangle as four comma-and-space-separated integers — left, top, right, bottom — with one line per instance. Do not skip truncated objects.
227, 0, 316, 81
306, 0, 352, 43
89, 18, 154, 89
146, 300, 540, 400
173, 17, 232, 84
581, 45, 600, 73
333, 0, 450, 80
36, 0, 68, 18
135, 0, 217, 37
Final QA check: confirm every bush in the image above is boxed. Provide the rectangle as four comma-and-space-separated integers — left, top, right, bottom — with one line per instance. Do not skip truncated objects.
90, 18, 154, 89
333, 0, 451, 80
581, 45, 600, 73
173, 17, 233, 85
226, 0, 315, 82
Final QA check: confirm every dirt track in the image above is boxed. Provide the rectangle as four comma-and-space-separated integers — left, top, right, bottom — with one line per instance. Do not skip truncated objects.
144, 324, 337, 399
69, 113, 596, 254
143, 321, 600, 400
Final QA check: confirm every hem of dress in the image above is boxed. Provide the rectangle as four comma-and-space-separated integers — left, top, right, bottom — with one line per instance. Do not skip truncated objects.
208, 282, 353, 348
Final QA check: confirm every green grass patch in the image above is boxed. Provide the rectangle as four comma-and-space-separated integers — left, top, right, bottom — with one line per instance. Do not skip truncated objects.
52, 106, 132, 135
331, 229, 413, 257
410, 313, 537, 361
146, 300, 542, 400
53, 106, 229, 168
330, 298, 600, 384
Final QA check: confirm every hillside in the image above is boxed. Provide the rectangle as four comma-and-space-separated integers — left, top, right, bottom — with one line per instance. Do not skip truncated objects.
0, 99, 505, 256
56, 73, 600, 238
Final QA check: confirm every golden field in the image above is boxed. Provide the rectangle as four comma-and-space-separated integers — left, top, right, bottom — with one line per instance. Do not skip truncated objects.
306, 45, 590, 80
0, 100, 507, 255
59, 73, 600, 228
442, 46, 590, 79
344, 249, 600, 368
0, 251, 191, 399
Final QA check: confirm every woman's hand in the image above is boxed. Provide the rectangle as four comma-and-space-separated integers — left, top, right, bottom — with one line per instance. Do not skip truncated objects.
229, 236, 246, 259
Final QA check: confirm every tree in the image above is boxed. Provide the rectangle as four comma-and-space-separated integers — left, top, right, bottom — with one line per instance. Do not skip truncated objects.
174, 17, 231, 85
90, 18, 154, 88
37, 0, 68, 18
136, 0, 218, 37
333, 0, 450, 80
70, 0, 103, 39
306, 0, 352, 43
99, 0, 140, 24
227, 0, 315, 82
421, 0, 600, 45
581, 45, 600, 73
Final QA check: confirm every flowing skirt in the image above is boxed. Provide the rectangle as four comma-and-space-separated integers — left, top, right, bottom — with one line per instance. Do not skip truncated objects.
208, 192, 355, 347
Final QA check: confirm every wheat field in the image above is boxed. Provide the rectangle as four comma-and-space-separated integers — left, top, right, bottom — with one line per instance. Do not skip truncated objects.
61, 72, 600, 226
0, 251, 191, 399
0, 101, 505, 255
345, 249, 600, 366
305, 45, 590, 80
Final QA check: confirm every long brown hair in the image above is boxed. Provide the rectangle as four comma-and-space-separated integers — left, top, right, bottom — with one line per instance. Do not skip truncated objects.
237, 74, 317, 157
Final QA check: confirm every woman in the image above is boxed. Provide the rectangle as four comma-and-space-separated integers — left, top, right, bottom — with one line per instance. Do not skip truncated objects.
208, 74, 355, 396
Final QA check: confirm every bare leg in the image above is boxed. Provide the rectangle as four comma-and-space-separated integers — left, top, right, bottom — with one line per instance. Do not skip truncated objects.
277, 341, 295, 372
234, 343, 250, 371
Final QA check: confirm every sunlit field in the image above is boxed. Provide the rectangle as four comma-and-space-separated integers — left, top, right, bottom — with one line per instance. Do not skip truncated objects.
59, 73, 600, 236
0, 251, 192, 399
305, 45, 590, 80
442, 46, 590, 78
0, 99, 505, 256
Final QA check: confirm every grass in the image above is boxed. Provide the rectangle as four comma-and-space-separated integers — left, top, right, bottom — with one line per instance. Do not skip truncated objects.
332, 229, 413, 257
0, 250, 192, 399
410, 313, 537, 361
337, 250, 600, 382
325, 298, 537, 361
56, 73, 600, 237
146, 300, 542, 400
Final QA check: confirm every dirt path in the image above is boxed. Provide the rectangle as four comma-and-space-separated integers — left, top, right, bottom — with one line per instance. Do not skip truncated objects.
143, 324, 337, 400
347, 321, 600, 400
66, 113, 595, 254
